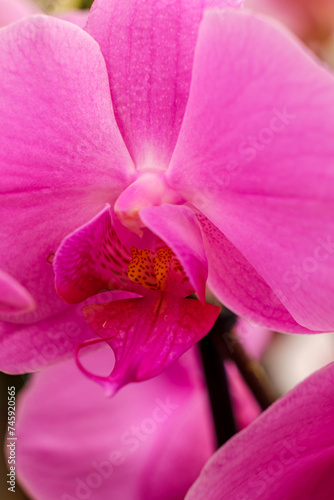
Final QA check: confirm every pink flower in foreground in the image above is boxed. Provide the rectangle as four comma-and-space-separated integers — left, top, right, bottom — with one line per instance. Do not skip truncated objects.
2, 0, 334, 390
14, 348, 215, 500
187, 362, 334, 500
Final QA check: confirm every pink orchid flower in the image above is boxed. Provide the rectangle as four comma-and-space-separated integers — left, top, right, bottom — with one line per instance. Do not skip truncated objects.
187, 361, 334, 500
13, 347, 215, 500
2, 0, 334, 393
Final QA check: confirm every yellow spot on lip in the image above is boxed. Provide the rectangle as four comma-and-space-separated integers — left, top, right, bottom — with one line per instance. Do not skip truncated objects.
127, 246, 177, 291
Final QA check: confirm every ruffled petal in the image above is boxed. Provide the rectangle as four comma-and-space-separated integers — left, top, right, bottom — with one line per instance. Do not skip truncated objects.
85, 0, 243, 168
0, 270, 35, 315
15, 348, 214, 500
168, 10, 334, 331
140, 204, 208, 301
0, 16, 134, 323
81, 292, 220, 395
186, 362, 334, 500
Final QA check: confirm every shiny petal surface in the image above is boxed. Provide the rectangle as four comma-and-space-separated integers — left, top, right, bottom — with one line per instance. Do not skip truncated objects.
0, 16, 134, 323
186, 362, 334, 500
82, 293, 220, 395
0, 270, 35, 315
0, 291, 137, 374
167, 10, 334, 331
85, 0, 243, 168
140, 204, 208, 301
16, 348, 215, 500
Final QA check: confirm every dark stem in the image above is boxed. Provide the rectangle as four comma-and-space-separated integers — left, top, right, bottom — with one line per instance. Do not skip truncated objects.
199, 313, 237, 448
213, 316, 278, 411
200, 311, 278, 447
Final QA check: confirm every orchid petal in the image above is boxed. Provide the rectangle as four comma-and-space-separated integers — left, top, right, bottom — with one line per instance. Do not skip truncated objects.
140, 204, 208, 301
0, 270, 35, 315
168, 10, 334, 331
85, 0, 243, 168
197, 213, 312, 332
82, 292, 220, 395
54, 206, 145, 304
16, 348, 214, 500
0, 16, 134, 323
0, 291, 137, 374
186, 362, 334, 500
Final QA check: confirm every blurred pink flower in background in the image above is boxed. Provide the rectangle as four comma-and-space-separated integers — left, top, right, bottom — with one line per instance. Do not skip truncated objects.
187, 362, 334, 500
0, 0, 89, 29
14, 347, 215, 500
246, 0, 334, 55
0, 0, 38, 27
225, 318, 273, 430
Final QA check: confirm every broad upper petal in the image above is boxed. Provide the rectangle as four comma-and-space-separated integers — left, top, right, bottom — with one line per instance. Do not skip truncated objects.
186, 362, 334, 500
85, 0, 243, 169
168, 10, 334, 331
82, 292, 220, 395
0, 16, 135, 323
16, 347, 215, 500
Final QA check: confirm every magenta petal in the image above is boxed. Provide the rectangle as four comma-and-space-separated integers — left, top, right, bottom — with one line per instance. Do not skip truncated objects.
82, 292, 220, 395
186, 362, 334, 500
0, 270, 35, 315
85, 0, 242, 168
54, 206, 141, 304
140, 204, 208, 301
16, 348, 214, 500
197, 214, 312, 332
168, 10, 334, 331
0, 16, 135, 322
0, 291, 137, 374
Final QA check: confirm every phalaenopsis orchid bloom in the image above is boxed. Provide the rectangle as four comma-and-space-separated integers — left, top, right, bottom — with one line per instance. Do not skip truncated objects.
1, 0, 334, 396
